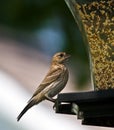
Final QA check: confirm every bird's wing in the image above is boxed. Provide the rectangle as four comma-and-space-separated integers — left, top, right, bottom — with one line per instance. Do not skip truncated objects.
30, 67, 63, 99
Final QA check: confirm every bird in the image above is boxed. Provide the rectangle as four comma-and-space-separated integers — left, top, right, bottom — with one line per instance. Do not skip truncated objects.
17, 52, 70, 121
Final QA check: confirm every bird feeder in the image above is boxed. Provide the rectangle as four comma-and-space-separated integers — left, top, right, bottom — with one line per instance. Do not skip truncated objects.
55, 0, 114, 127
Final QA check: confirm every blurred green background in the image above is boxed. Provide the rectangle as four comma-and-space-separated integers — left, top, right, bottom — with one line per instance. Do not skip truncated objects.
0, 0, 90, 89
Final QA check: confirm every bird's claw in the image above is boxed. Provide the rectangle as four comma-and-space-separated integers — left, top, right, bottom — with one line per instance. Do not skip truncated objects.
53, 99, 57, 110
45, 95, 56, 103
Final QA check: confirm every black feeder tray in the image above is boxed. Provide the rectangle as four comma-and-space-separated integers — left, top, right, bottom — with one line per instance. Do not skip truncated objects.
55, 89, 114, 128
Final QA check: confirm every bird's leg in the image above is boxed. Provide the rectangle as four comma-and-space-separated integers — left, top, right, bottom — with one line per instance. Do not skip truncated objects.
53, 100, 57, 110
45, 95, 56, 103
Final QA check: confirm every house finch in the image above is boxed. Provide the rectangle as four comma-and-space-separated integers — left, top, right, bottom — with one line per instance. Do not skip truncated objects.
17, 52, 70, 121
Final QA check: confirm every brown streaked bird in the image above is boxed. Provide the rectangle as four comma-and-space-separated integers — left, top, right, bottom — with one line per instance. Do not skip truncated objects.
17, 52, 70, 121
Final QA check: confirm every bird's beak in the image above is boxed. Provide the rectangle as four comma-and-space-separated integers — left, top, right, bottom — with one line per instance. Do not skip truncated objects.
65, 54, 71, 59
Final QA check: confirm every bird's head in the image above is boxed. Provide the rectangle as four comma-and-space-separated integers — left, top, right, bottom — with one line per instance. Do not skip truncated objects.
52, 52, 70, 64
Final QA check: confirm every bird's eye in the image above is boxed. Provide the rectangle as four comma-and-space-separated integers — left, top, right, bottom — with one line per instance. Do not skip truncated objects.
59, 53, 64, 57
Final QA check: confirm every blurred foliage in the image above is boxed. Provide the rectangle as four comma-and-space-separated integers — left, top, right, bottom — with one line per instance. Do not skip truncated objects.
0, 0, 90, 89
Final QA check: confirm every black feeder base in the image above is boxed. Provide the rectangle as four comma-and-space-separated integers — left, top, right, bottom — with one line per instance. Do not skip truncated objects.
55, 89, 114, 128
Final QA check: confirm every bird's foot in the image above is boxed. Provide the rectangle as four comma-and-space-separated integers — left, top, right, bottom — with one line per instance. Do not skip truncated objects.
45, 95, 56, 103
45, 95, 57, 110
53, 101, 57, 110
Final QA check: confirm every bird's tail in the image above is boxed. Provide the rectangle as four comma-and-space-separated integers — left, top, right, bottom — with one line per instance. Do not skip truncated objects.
17, 99, 36, 121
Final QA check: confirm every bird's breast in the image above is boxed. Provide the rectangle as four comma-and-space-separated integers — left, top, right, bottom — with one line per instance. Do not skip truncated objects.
47, 67, 69, 97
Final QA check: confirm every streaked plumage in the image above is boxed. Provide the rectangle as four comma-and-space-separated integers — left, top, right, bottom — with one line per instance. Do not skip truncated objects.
17, 52, 70, 121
